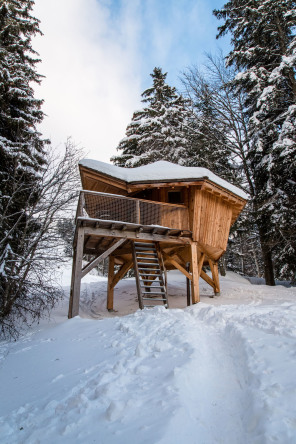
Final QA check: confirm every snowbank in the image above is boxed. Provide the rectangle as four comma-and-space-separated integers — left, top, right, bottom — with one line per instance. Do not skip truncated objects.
0, 270, 296, 443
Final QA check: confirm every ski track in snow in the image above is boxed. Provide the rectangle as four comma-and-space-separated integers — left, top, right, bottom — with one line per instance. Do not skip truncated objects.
1, 272, 296, 443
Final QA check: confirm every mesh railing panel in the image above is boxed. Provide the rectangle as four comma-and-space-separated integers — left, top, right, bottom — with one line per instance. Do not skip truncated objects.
79, 191, 189, 230
83, 193, 137, 224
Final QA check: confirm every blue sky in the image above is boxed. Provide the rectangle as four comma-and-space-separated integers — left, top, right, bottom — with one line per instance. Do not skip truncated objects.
33, 0, 230, 162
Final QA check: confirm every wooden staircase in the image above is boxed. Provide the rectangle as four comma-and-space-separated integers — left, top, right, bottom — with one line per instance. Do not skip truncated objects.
132, 242, 168, 309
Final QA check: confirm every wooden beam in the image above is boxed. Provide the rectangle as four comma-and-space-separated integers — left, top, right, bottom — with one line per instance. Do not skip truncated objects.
198, 253, 205, 275
94, 237, 104, 251
162, 245, 185, 256
68, 226, 84, 318
81, 239, 125, 278
208, 259, 220, 294
174, 253, 187, 268
107, 255, 115, 310
162, 251, 192, 281
83, 226, 191, 244
110, 260, 133, 289
190, 242, 200, 303
200, 270, 216, 289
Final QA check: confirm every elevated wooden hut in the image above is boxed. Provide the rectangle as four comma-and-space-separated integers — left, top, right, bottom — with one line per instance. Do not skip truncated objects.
68, 160, 247, 318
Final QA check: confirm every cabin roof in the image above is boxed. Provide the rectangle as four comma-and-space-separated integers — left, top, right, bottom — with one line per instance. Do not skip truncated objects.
79, 159, 248, 200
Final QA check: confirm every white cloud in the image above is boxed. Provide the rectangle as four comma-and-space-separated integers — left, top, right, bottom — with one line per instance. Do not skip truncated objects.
32, 0, 228, 163
33, 0, 142, 162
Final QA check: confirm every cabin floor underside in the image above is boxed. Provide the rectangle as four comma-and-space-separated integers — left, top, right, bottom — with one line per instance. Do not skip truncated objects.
68, 218, 221, 318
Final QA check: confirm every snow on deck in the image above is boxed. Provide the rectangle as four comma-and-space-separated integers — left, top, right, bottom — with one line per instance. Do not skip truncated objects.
79, 159, 248, 200
0, 270, 296, 443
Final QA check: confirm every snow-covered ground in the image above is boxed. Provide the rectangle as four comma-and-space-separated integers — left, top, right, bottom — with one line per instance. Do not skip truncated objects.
1, 269, 296, 444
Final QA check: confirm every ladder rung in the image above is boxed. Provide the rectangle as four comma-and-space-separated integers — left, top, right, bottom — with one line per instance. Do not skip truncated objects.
143, 298, 166, 301
136, 253, 158, 257
143, 291, 165, 295
139, 273, 162, 277
140, 284, 164, 288
135, 246, 156, 251
140, 281, 163, 285
138, 267, 161, 271
134, 242, 154, 246
136, 257, 158, 261
138, 263, 159, 267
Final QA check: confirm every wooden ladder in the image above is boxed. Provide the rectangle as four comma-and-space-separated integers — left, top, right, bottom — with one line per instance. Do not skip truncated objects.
132, 241, 168, 309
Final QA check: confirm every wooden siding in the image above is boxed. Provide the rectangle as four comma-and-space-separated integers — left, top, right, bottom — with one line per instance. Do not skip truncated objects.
190, 187, 233, 257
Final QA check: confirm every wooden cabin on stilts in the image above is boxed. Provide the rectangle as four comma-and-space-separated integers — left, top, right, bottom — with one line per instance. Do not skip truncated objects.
68, 160, 247, 318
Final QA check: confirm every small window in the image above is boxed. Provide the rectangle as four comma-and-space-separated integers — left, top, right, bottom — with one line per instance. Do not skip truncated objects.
168, 191, 182, 204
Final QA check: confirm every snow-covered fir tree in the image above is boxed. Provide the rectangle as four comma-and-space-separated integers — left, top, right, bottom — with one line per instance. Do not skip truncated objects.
214, 0, 296, 284
112, 67, 191, 167
0, 0, 48, 336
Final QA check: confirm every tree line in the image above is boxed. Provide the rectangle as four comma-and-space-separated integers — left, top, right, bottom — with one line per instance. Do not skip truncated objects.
0, 0, 81, 338
112, 0, 296, 286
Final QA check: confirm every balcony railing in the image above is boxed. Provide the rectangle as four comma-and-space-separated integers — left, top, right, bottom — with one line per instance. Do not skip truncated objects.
76, 191, 190, 231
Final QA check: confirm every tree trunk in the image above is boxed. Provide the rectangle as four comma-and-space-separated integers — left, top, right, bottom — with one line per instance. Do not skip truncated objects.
219, 256, 226, 276
259, 231, 275, 285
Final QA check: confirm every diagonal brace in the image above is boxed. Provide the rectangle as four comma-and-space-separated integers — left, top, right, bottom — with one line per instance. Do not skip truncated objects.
81, 239, 125, 278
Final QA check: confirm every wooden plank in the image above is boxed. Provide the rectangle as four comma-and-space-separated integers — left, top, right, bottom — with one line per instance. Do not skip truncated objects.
68, 226, 84, 318
191, 242, 200, 303
208, 259, 220, 294
174, 253, 187, 268
200, 270, 216, 289
132, 244, 144, 309
83, 226, 191, 244
155, 243, 168, 300
111, 260, 133, 289
192, 187, 202, 242
68, 247, 77, 319
81, 239, 125, 278
127, 181, 204, 192
107, 255, 115, 310
162, 251, 193, 281
136, 200, 140, 224
198, 252, 205, 275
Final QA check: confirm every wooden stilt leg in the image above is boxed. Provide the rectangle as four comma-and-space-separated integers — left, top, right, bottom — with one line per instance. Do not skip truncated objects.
68, 249, 77, 318
68, 227, 84, 318
191, 242, 200, 304
208, 259, 220, 295
107, 255, 115, 311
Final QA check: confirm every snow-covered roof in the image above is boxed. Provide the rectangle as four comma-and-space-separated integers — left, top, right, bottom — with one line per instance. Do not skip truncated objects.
79, 159, 248, 200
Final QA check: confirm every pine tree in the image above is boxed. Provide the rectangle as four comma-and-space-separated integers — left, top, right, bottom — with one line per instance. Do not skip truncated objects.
0, 0, 48, 336
112, 67, 191, 167
214, 0, 296, 284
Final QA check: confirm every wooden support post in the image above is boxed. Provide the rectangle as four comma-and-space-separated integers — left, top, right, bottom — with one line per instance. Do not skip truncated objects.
136, 200, 140, 224
107, 255, 115, 311
208, 259, 220, 295
186, 262, 191, 306
190, 242, 200, 304
68, 227, 84, 318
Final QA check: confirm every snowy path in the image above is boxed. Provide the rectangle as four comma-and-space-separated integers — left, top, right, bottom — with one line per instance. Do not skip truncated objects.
1, 272, 296, 443
0, 309, 249, 444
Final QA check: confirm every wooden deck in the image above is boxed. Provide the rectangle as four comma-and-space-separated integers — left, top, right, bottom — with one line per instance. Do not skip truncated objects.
68, 191, 197, 318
